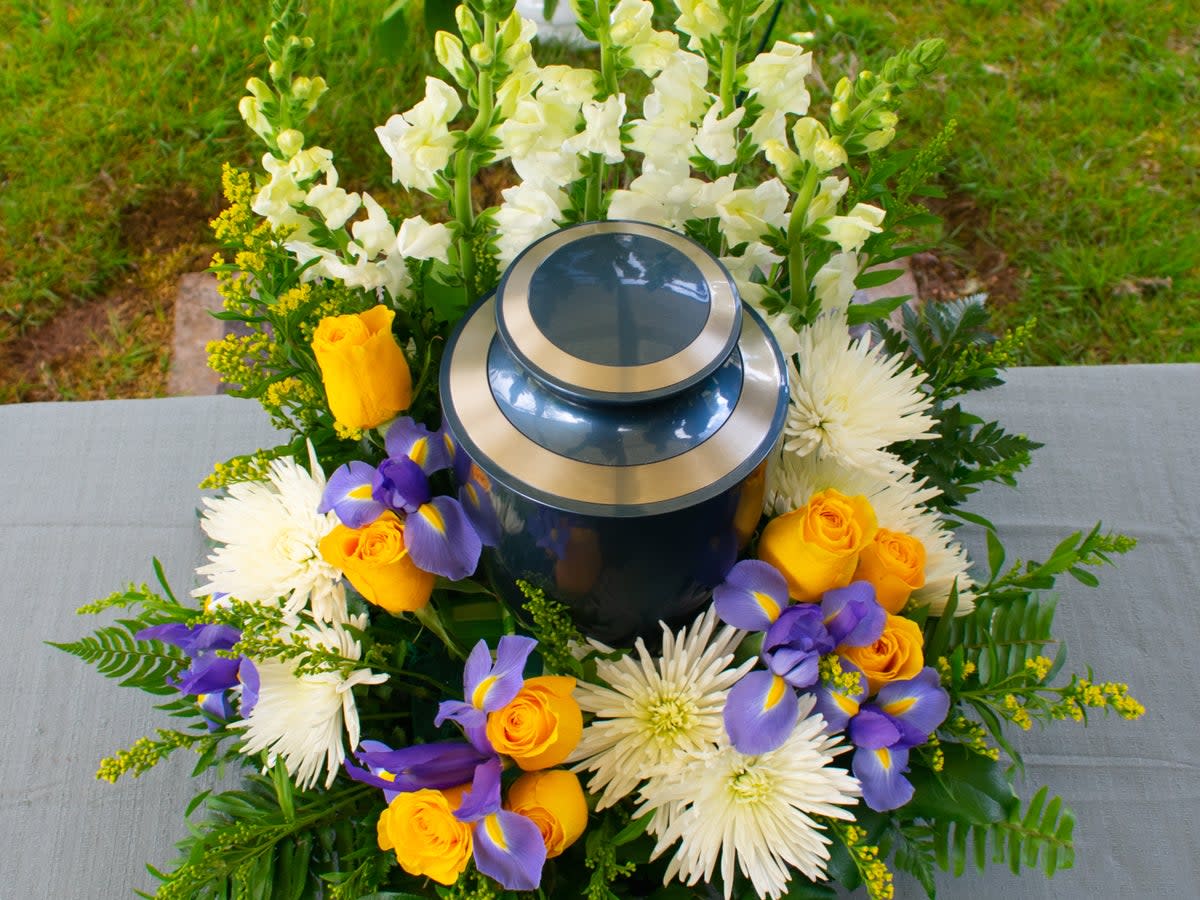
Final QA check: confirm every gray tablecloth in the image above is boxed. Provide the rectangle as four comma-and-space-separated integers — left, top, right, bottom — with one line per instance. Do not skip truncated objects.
3, 365, 1198, 899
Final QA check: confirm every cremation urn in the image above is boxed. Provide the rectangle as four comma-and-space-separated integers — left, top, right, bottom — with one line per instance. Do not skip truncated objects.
439, 221, 787, 644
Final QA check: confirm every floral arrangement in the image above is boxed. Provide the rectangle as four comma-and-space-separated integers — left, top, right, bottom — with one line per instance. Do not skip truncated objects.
56, 2, 1145, 899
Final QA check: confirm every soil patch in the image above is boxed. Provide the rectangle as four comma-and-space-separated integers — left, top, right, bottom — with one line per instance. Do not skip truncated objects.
909, 193, 1023, 307
0, 188, 219, 402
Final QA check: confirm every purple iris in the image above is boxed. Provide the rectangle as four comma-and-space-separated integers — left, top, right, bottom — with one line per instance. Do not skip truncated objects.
136, 622, 258, 726
453, 757, 547, 891
319, 417, 483, 581
434, 635, 537, 754
841, 667, 951, 811
345, 739, 490, 803
714, 561, 886, 755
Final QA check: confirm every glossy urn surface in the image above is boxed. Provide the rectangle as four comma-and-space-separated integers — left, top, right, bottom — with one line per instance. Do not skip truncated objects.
440, 221, 788, 644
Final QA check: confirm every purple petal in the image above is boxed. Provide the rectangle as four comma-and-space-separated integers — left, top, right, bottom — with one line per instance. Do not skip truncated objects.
812, 660, 866, 733
238, 657, 259, 716
853, 745, 914, 812
320, 461, 385, 528
136, 622, 195, 646
472, 810, 547, 891
351, 741, 490, 795
847, 707, 902, 749
762, 604, 835, 689
474, 635, 537, 712
174, 654, 242, 695
821, 581, 886, 646
373, 456, 431, 514
136, 622, 240, 654
713, 559, 790, 631
386, 418, 450, 474
462, 639, 494, 698
460, 479, 501, 547
723, 670, 799, 755
442, 427, 473, 485
875, 667, 951, 747
404, 496, 483, 580
198, 691, 233, 730
454, 756, 503, 822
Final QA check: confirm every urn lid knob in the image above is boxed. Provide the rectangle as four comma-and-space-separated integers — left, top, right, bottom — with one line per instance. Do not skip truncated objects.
495, 221, 741, 403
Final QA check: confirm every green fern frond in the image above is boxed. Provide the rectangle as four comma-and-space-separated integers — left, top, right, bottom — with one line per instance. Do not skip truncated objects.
48, 619, 186, 695
949, 593, 1059, 686
933, 787, 1075, 878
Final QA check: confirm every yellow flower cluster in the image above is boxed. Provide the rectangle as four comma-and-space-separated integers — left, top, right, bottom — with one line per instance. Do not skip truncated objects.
206, 332, 273, 392
950, 715, 1000, 761
924, 733, 946, 772
200, 450, 277, 490
1074, 678, 1145, 720
1003, 693, 1034, 731
841, 825, 895, 900
96, 730, 198, 783
1025, 655, 1054, 681
819, 652, 865, 694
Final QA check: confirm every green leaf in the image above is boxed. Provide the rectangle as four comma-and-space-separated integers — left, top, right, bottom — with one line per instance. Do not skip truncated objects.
611, 813, 652, 846
847, 293, 911, 325
906, 744, 1018, 824
48, 622, 185, 695
986, 529, 1005, 580
778, 879, 837, 899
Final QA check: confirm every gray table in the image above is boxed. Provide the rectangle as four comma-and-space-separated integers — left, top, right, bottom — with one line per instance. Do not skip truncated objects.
3, 365, 1198, 899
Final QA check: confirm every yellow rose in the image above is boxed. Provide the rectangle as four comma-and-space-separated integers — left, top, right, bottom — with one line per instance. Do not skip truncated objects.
757, 488, 878, 601
376, 788, 473, 885
838, 613, 925, 695
319, 511, 434, 613
486, 676, 583, 771
507, 769, 588, 858
853, 529, 926, 613
312, 305, 413, 430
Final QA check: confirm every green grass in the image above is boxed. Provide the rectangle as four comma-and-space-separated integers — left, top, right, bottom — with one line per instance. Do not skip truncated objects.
0, 0, 1196, 402
791, 0, 1200, 363
0, 0, 433, 342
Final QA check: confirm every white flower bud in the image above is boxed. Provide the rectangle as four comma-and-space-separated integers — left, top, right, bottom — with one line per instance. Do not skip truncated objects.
435, 31, 470, 84
276, 129, 305, 158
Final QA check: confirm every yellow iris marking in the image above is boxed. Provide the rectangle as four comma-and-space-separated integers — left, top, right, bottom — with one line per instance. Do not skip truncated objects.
472, 675, 498, 709
753, 590, 781, 622
484, 814, 508, 851
882, 697, 916, 717
464, 483, 479, 507
378, 769, 396, 783
875, 748, 892, 771
834, 693, 860, 716
410, 438, 428, 467
348, 484, 373, 500
763, 675, 788, 710
420, 503, 447, 534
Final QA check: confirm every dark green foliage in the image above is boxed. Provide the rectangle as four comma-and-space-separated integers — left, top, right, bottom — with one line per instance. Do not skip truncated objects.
931, 787, 1075, 879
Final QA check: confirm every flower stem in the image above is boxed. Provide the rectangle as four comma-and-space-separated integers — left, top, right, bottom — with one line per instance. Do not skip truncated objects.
594, 0, 619, 98
719, 0, 747, 116
787, 164, 821, 309
413, 602, 467, 660
453, 11, 497, 298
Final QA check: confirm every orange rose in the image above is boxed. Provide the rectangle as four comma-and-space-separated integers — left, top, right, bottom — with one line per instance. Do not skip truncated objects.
757, 488, 878, 601
507, 769, 588, 858
853, 529, 926, 614
312, 305, 413, 430
839, 613, 925, 695
377, 788, 473, 885
486, 676, 582, 771
319, 511, 434, 613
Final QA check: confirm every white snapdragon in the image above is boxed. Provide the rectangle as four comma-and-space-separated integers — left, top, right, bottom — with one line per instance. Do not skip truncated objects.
607, 160, 704, 229
253, 154, 309, 233
748, 109, 787, 151
693, 103, 745, 165
563, 94, 627, 163
610, 0, 679, 75
792, 117, 847, 173
350, 194, 396, 260
761, 138, 801, 181
494, 182, 567, 266
806, 176, 849, 226
674, 0, 728, 50
742, 41, 813, 116
375, 77, 462, 192
396, 216, 453, 262
720, 240, 782, 311
692, 173, 736, 220
305, 172, 361, 231
629, 51, 710, 168
812, 251, 861, 313
495, 65, 543, 119
496, 96, 581, 161
822, 203, 886, 253
539, 65, 600, 107
715, 178, 790, 247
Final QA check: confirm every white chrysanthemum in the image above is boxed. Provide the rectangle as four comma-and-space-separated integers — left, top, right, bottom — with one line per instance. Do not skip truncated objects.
639, 696, 860, 900
235, 614, 387, 790
767, 450, 975, 614
193, 446, 347, 623
569, 607, 753, 810
784, 312, 935, 478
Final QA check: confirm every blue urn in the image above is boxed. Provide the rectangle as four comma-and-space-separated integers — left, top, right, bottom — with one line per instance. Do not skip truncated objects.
439, 221, 788, 644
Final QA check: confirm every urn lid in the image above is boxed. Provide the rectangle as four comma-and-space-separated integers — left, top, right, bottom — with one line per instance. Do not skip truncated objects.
495, 221, 741, 403
439, 222, 788, 518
